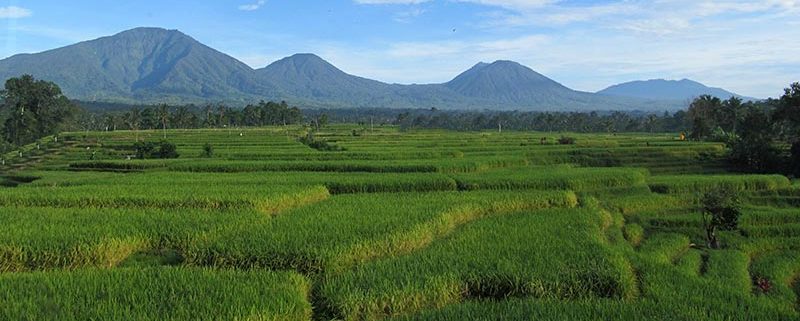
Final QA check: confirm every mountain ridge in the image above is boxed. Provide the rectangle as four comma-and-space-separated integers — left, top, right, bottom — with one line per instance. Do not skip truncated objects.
598, 78, 758, 102
0, 27, 748, 111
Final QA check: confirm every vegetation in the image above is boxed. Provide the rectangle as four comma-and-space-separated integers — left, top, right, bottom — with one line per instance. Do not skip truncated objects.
133, 141, 179, 159
687, 82, 800, 174
0, 120, 798, 320
0, 75, 78, 146
700, 187, 742, 249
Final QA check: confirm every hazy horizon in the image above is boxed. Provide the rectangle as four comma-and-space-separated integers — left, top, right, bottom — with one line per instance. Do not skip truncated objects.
1, 0, 798, 98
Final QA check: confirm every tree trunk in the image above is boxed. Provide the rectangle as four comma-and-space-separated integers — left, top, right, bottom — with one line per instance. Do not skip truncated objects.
706, 226, 719, 249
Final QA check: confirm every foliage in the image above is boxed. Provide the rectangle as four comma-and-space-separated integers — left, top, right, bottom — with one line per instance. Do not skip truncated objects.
0, 268, 312, 321
298, 135, 346, 151
158, 141, 179, 158
83, 100, 302, 132
201, 142, 213, 158
790, 141, 800, 176
558, 136, 576, 145
133, 141, 156, 159
0, 75, 78, 146
728, 107, 782, 172
687, 96, 743, 140
3, 127, 800, 321
700, 187, 741, 249
133, 141, 179, 159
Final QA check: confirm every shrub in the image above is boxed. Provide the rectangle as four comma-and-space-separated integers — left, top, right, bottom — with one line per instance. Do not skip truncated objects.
157, 141, 179, 159
132, 141, 179, 159
133, 141, 157, 159
790, 141, 800, 176
202, 143, 214, 158
709, 126, 738, 145
298, 135, 346, 151
558, 136, 576, 145
700, 187, 741, 249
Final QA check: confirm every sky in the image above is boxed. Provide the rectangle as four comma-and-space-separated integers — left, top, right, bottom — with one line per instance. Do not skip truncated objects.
0, 0, 798, 98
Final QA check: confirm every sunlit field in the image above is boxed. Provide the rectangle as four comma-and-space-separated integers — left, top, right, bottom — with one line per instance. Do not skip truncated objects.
1, 125, 798, 321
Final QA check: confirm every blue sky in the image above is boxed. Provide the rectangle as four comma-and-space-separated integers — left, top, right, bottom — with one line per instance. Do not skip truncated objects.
1, 0, 798, 98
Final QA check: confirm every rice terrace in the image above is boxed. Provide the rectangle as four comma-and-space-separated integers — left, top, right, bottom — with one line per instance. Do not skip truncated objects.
0, 124, 796, 320
1, 1, 800, 320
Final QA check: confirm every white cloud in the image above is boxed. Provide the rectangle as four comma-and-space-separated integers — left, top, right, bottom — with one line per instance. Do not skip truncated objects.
354, 0, 432, 4
387, 34, 548, 59
0, 6, 32, 19
394, 8, 427, 23
455, 0, 556, 10
459, 0, 800, 34
238, 0, 266, 11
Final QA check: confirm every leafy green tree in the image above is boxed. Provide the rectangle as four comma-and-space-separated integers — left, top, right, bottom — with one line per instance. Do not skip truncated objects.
216, 104, 227, 127
157, 141, 179, 158
171, 105, 193, 129
687, 95, 723, 140
202, 104, 215, 128
729, 107, 780, 172
774, 82, 800, 128
157, 104, 170, 139
700, 187, 741, 249
124, 108, 142, 142
140, 107, 157, 130
774, 83, 800, 175
1, 75, 76, 145
722, 96, 743, 133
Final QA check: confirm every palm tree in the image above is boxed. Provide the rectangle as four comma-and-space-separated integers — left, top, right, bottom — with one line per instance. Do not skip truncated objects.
157, 104, 170, 139
125, 108, 141, 142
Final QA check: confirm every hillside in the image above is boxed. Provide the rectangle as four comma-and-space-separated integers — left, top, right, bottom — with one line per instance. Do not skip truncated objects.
0, 27, 684, 111
598, 78, 758, 102
0, 27, 276, 104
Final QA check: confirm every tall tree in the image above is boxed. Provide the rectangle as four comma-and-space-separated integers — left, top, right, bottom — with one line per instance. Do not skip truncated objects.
157, 104, 170, 139
171, 105, 193, 129
687, 95, 723, 140
774, 82, 800, 175
1, 75, 76, 145
700, 187, 741, 249
124, 108, 142, 142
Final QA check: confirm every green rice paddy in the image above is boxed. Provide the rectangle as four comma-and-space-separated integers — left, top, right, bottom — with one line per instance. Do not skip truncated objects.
0, 125, 797, 320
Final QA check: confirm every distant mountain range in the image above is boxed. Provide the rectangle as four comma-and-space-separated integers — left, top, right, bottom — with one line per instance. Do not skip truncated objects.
597, 79, 758, 102
0, 27, 755, 111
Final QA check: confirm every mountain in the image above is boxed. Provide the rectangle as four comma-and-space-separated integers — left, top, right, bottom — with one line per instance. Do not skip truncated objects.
446, 61, 571, 100
0, 27, 274, 104
444, 61, 668, 110
598, 79, 757, 102
255, 53, 403, 107
0, 27, 684, 111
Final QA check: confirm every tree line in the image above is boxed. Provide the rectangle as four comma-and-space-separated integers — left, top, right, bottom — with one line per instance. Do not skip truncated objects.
686, 83, 800, 175
0, 75, 80, 150
79, 100, 303, 133
391, 109, 691, 133
3, 74, 798, 177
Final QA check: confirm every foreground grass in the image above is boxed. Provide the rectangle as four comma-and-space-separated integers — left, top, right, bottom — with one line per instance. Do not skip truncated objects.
0, 268, 311, 321
1, 127, 798, 321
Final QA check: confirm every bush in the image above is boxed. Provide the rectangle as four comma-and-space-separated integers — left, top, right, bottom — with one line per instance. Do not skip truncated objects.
728, 138, 782, 173
790, 141, 800, 176
132, 141, 179, 159
298, 136, 346, 151
202, 143, 214, 158
700, 187, 741, 249
709, 126, 738, 145
558, 136, 576, 145
158, 141, 179, 159
133, 141, 157, 159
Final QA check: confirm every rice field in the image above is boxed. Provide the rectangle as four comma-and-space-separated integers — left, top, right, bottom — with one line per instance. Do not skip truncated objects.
1, 125, 797, 320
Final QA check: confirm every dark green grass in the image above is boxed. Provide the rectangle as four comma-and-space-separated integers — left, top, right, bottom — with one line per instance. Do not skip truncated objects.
0, 268, 311, 321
